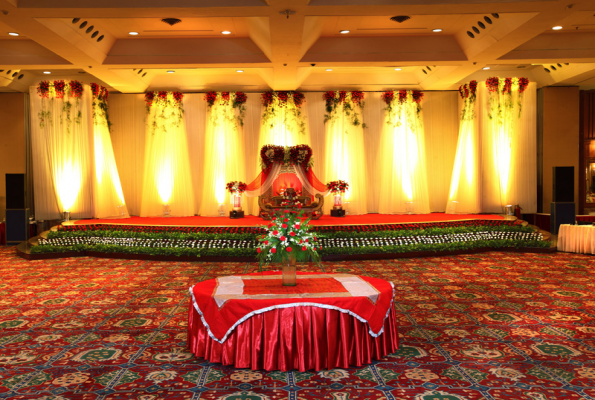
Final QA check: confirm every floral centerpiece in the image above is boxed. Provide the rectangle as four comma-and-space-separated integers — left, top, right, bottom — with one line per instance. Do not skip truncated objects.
326, 180, 349, 210
226, 181, 247, 211
256, 204, 321, 286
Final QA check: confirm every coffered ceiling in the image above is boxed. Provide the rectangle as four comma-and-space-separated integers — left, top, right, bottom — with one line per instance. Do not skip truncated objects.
0, 0, 594, 93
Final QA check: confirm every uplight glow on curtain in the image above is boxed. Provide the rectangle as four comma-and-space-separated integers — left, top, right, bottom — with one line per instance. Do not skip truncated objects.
199, 92, 246, 216
378, 90, 430, 214
140, 91, 195, 217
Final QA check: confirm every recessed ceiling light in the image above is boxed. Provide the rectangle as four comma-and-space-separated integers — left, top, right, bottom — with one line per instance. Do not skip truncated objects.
394, 68, 402, 71
483, 66, 490, 70
340, 30, 350, 34
167, 70, 175, 73
432, 28, 442, 32
236, 70, 244, 73
8, 32, 19, 36
326, 69, 332, 71
221, 30, 231, 35
43, 71, 51, 74
552, 26, 563, 30
128, 31, 139, 36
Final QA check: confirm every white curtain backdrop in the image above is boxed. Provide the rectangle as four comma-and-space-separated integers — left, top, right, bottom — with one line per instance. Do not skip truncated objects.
480, 82, 537, 213
30, 84, 94, 220
92, 94, 130, 219
199, 95, 246, 216
108, 91, 465, 217
378, 93, 431, 214
140, 93, 195, 217
321, 97, 368, 215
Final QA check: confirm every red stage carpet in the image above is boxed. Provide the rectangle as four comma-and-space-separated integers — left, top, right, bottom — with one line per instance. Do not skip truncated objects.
73, 213, 504, 227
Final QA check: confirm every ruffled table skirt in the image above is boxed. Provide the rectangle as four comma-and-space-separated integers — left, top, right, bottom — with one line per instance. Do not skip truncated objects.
557, 224, 595, 254
187, 302, 399, 372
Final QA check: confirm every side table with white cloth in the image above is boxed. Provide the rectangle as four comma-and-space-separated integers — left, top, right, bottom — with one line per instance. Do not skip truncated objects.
557, 224, 595, 254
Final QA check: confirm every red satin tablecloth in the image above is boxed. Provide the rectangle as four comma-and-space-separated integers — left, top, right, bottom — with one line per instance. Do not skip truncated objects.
187, 271, 398, 371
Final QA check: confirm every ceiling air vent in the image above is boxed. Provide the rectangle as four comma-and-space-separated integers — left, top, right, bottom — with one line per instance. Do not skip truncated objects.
390, 16, 410, 23
162, 18, 182, 26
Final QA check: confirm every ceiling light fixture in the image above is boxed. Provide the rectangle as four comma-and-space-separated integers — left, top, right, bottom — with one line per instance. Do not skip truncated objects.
326, 69, 332, 71
394, 68, 402, 71
483, 66, 490, 70
129, 31, 139, 36
8, 32, 18, 36
390, 16, 410, 23
167, 70, 175, 73
552, 26, 563, 30
432, 28, 442, 32
161, 18, 181, 26
43, 71, 51, 74
236, 70, 244, 73
221, 30, 231, 35
340, 30, 350, 34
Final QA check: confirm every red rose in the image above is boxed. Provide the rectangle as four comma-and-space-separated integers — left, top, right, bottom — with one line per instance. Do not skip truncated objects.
273, 230, 279, 235
265, 240, 269, 245
284, 218, 289, 222
286, 247, 292, 252
302, 246, 307, 251
305, 239, 308, 243
271, 248, 277, 253
314, 237, 318, 241
290, 232, 296, 237
280, 236, 286, 241
257, 248, 261, 253
282, 224, 287, 228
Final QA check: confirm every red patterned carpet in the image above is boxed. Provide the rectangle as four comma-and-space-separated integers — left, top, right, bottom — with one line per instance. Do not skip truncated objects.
72, 213, 504, 227
1, 246, 594, 399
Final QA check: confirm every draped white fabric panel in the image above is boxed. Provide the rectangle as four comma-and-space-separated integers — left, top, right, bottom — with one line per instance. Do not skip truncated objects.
30, 86, 94, 220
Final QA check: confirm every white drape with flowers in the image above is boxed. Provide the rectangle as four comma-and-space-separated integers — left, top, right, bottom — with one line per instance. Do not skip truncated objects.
91, 85, 129, 219
446, 81, 481, 214
140, 92, 195, 217
377, 91, 430, 214
30, 81, 94, 220
258, 92, 311, 148
322, 91, 368, 215
199, 93, 246, 216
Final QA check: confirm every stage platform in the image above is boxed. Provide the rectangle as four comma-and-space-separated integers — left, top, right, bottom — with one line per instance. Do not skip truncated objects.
72, 213, 505, 227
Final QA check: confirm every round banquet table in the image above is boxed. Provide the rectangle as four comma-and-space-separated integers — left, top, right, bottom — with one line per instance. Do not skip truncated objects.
557, 224, 595, 254
187, 271, 399, 372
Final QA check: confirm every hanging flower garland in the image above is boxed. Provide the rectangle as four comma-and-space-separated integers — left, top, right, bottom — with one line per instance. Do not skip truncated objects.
485, 77, 530, 122
458, 80, 478, 121
91, 83, 112, 131
144, 91, 185, 134
36, 80, 84, 131
381, 90, 424, 127
323, 90, 366, 127
259, 144, 313, 171
204, 91, 248, 127
261, 91, 307, 135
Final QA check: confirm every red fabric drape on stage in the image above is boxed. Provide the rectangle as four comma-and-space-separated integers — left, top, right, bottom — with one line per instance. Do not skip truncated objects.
244, 163, 327, 195
245, 169, 269, 193
187, 303, 399, 372
306, 167, 328, 193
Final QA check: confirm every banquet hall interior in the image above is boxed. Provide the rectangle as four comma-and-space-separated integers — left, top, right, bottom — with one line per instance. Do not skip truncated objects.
1, 0, 595, 399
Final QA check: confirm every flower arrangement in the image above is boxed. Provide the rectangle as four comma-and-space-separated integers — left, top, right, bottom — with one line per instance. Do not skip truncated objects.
484, 77, 530, 121
36, 80, 85, 130
259, 144, 314, 171
458, 80, 478, 121
144, 91, 185, 133
326, 180, 349, 194
91, 83, 111, 130
144, 91, 184, 112
323, 90, 366, 127
381, 90, 424, 126
256, 204, 321, 270
225, 181, 247, 194
204, 91, 248, 126
261, 91, 307, 135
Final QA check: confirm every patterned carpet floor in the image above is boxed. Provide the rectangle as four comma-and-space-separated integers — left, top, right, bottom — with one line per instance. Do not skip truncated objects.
0, 247, 594, 399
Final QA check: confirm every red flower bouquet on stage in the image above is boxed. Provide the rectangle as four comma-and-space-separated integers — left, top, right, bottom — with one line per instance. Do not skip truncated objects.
257, 204, 321, 286
225, 181, 247, 211
326, 180, 349, 210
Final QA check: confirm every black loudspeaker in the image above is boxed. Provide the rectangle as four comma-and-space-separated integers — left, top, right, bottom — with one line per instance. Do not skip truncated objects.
229, 210, 244, 219
331, 209, 346, 217
552, 167, 574, 203
550, 202, 575, 235
6, 173, 26, 209
6, 208, 29, 245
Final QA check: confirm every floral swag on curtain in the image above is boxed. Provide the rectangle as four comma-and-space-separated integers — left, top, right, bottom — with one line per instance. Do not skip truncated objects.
261, 91, 307, 135
205, 91, 248, 127
323, 90, 365, 127
243, 145, 328, 198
